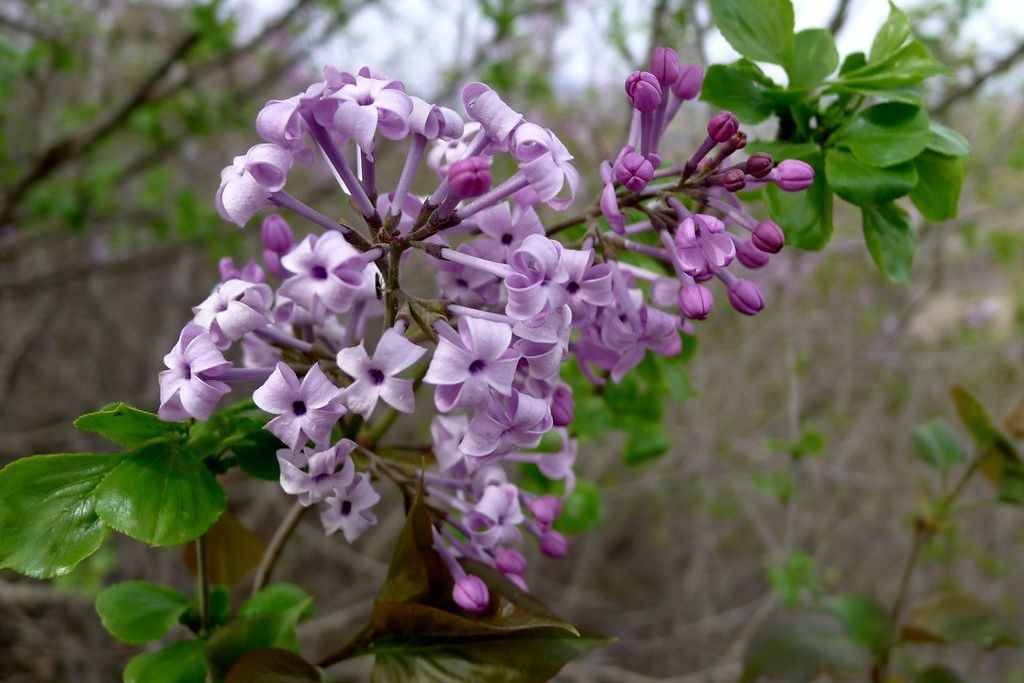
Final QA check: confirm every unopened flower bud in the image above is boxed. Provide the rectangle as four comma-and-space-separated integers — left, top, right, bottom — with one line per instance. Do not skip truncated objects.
745, 152, 773, 179
708, 112, 739, 143
650, 47, 681, 87
775, 159, 814, 191
261, 214, 293, 253
263, 249, 289, 278
721, 168, 746, 192
219, 256, 239, 282
539, 530, 568, 558
752, 220, 785, 253
727, 279, 765, 315
453, 574, 490, 613
613, 151, 655, 192
551, 384, 574, 426
529, 495, 563, 528
679, 284, 713, 320
448, 156, 492, 198
736, 240, 770, 269
625, 71, 663, 113
672, 64, 704, 100
495, 548, 528, 576
727, 131, 747, 151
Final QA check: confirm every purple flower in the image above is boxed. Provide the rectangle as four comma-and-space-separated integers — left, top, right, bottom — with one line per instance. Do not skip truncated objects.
539, 529, 567, 558
600, 305, 682, 381
650, 47, 681, 87
452, 574, 490, 613
495, 548, 528, 576
255, 95, 311, 154
561, 247, 612, 322
727, 278, 765, 315
746, 152, 774, 179
462, 82, 524, 146
466, 483, 525, 548
427, 121, 484, 176
505, 234, 570, 321
278, 440, 356, 506
600, 179, 625, 233
448, 156, 492, 198
315, 72, 413, 157
672, 64, 704, 100
509, 123, 579, 210
158, 324, 231, 421
550, 384, 574, 426
435, 243, 503, 308
431, 414, 470, 473
707, 111, 739, 143
679, 284, 713, 320
460, 391, 552, 459
736, 239, 770, 269
192, 279, 273, 349
424, 316, 520, 412
279, 232, 375, 316
215, 143, 293, 227
253, 362, 345, 451
336, 328, 426, 418
262, 214, 294, 253
675, 214, 736, 276
774, 159, 814, 191
625, 71, 662, 113
475, 202, 543, 259
528, 495, 562, 529
320, 472, 380, 542
408, 95, 464, 140
613, 147, 655, 192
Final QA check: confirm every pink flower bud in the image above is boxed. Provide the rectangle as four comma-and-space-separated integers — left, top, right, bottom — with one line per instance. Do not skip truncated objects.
261, 214, 293, 253
720, 168, 746, 193
679, 284, 713, 320
551, 384, 574, 426
448, 156, 492, 198
650, 47, 681, 87
775, 159, 814, 192
736, 240, 770, 269
625, 71, 663, 113
453, 574, 489, 613
528, 495, 563, 528
219, 256, 239, 281
613, 151, 655, 192
752, 220, 785, 253
727, 131, 747, 151
727, 279, 765, 315
539, 530, 568, 558
708, 112, 739, 143
746, 152, 773, 179
672, 64, 704, 99
495, 548, 528, 576
263, 249, 290, 279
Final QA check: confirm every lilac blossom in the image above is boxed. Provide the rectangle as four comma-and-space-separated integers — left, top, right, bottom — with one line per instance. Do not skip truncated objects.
424, 316, 520, 411
253, 362, 345, 451
158, 324, 231, 421
336, 328, 426, 418
675, 214, 736, 276
192, 279, 274, 349
320, 473, 380, 542
278, 440, 356, 506
460, 391, 553, 459
216, 143, 293, 226
279, 232, 376, 316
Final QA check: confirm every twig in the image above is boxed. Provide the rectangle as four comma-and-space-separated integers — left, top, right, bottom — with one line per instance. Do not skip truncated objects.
932, 39, 1024, 115
827, 0, 855, 36
252, 501, 309, 597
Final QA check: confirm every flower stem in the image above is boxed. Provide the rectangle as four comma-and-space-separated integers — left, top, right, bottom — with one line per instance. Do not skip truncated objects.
251, 501, 308, 597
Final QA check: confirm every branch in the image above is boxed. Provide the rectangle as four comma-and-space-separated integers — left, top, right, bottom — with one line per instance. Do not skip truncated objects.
252, 501, 309, 596
827, 0, 854, 36
932, 38, 1024, 115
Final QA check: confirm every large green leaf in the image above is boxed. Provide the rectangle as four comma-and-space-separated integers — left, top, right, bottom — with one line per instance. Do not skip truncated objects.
869, 2, 911, 63
709, 0, 794, 66
927, 122, 970, 157
700, 61, 780, 124
740, 612, 869, 682
326, 487, 608, 682
751, 141, 833, 250
95, 580, 189, 645
825, 149, 917, 206
910, 151, 963, 221
902, 591, 1019, 647
94, 441, 226, 547
205, 609, 312, 679
240, 583, 316, 622
788, 29, 838, 87
912, 419, 966, 471
74, 402, 184, 448
0, 452, 124, 578
225, 649, 322, 683
228, 421, 284, 481
831, 102, 930, 167
124, 640, 207, 683
836, 40, 948, 90
862, 203, 915, 283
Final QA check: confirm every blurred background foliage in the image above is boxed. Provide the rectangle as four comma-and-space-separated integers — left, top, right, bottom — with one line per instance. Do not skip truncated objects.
1, 0, 1023, 681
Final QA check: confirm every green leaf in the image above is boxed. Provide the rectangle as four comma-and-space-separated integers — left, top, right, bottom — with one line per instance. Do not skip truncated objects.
902, 591, 1019, 647
825, 595, 892, 656
225, 649, 322, 683
74, 403, 183, 448
229, 424, 284, 481
624, 420, 670, 465
788, 29, 838, 87
870, 2, 911, 63
837, 41, 948, 90
839, 52, 867, 75
95, 581, 189, 645
751, 141, 833, 250
831, 102, 930, 167
826, 149, 917, 206
709, 0, 794, 66
740, 612, 869, 683
555, 480, 604, 534
862, 203, 915, 283
205, 609, 312, 679
0, 453, 124, 578
654, 355, 695, 404
124, 640, 207, 683
910, 151, 963, 221
700, 62, 778, 124
912, 419, 966, 471
927, 121, 970, 157
241, 583, 315, 622
94, 441, 226, 547
915, 664, 967, 683
951, 386, 1024, 505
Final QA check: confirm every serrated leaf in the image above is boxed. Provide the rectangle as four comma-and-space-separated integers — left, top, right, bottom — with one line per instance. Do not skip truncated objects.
910, 151, 963, 221
182, 511, 264, 586
94, 441, 226, 547
902, 591, 1019, 647
95, 580, 189, 645
912, 419, 966, 471
826, 148, 917, 206
225, 649, 322, 683
124, 640, 207, 683
831, 102, 930, 167
709, 0, 794, 66
788, 29, 838, 87
862, 203, 915, 283
74, 402, 183, 448
0, 453, 124, 578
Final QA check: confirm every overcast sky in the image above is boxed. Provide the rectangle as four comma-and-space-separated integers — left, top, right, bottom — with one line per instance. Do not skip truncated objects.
238, 0, 1024, 94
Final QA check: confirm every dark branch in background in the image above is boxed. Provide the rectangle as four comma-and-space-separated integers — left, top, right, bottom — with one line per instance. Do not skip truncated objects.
646, 0, 672, 64
682, 0, 709, 64
931, 38, 1024, 115
0, 10, 63, 42
827, 0, 854, 36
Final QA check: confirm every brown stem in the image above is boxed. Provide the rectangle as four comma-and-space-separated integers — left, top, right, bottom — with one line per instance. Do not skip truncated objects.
251, 501, 308, 597
195, 534, 211, 634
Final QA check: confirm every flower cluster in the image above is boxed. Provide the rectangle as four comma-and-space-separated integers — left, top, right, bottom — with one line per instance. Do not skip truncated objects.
157, 48, 812, 615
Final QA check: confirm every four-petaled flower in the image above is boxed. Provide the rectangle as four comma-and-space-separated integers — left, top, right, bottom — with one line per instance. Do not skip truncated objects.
278, 440, 356, 506
674, 214, 735, 276
192, 279, 274, 349
424, 317, 520, 411
158, 324, 231, 421
253, 362, 346, 451
279, 232, 375, 317
337, 328, 427, 418
320, 473, 381, 542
